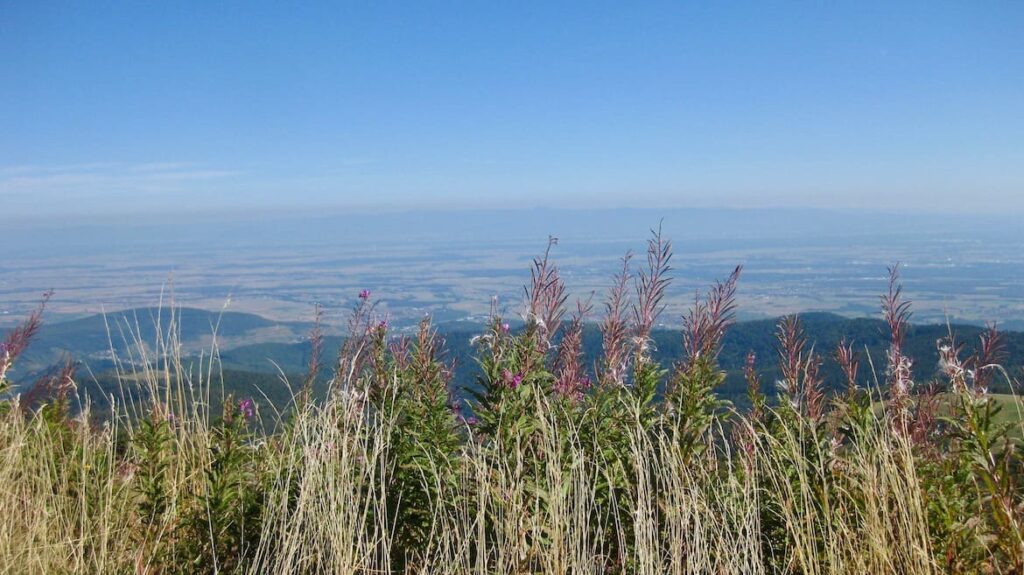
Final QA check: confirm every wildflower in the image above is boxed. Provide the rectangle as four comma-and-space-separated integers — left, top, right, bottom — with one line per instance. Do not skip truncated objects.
378, 319, 388, 331
239, 398, 255, 419
453, 403, 479, 427
554, 373, 590, 403
501, 322, 510, 333
501, 369, 523, 390
358, 289, 371, 300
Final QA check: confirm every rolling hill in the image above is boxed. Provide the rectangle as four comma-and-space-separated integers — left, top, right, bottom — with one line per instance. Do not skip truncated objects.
9, 308, 1024, 414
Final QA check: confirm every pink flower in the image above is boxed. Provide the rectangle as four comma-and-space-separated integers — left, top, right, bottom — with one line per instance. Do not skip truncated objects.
502, 369, 523, 390
238, 398, 255, 419
452, 404, 479, 427
358, 289, 371, 300
501, 323, 510, 333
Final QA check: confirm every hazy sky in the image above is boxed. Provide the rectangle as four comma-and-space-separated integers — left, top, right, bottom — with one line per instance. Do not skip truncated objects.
2, 2, 1023, 218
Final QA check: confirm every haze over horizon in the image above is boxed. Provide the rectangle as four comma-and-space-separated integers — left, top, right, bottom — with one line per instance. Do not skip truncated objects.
3, 2, 1024, 218
3, 2, 1023, 335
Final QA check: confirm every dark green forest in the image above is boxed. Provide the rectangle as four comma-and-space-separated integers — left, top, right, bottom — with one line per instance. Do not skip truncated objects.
24, 308, 1021, 417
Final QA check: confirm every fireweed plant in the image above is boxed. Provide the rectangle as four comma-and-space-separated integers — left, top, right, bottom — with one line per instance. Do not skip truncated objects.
1, 231, 1024, 574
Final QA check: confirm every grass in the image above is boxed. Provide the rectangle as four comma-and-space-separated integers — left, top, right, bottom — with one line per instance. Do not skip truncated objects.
1, 230, 1023, 574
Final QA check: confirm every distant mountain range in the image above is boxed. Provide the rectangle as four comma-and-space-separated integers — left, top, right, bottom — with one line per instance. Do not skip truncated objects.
9, 307, 1023, 413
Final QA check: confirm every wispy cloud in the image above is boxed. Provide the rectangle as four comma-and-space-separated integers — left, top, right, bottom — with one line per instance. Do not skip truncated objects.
0, 162, 238, 194
1, 162, 238, 186
0, 162, 243, 217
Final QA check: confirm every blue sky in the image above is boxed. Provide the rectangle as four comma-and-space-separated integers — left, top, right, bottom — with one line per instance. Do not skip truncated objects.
2, 1, 1022, 217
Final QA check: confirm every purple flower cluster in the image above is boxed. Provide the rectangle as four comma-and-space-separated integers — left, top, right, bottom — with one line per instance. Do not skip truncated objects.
358, 289, 372, 300
238, 398, 255, 419
451, 403, 479, 427
501, 369, 524, 390
553, 375, 591, 402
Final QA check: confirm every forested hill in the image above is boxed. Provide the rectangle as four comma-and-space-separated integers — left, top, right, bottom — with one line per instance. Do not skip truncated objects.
12, 306, 306, 375
13, 308, 1024, 412
215, 311, 1024, 405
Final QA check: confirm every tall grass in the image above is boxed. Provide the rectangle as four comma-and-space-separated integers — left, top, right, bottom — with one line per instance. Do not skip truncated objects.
1, 231, 1022, 574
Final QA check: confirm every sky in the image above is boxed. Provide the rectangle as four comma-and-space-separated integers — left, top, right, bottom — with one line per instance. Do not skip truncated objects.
2, 1, 1023, 219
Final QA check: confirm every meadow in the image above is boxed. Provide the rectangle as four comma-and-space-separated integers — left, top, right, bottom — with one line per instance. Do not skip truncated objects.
2, 230, 1023, 574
